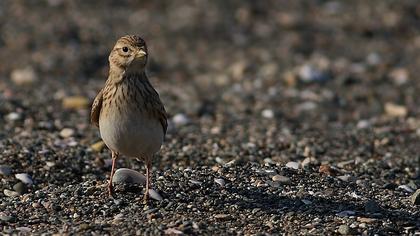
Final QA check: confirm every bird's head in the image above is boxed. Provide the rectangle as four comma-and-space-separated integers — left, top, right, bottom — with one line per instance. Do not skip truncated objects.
109, 35, 148, 74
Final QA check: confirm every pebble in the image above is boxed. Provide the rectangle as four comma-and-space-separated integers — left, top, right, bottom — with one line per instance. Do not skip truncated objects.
384, 103, 407, 117
4, 189, 20, 197
91, 141, 105, 152
357, 217, 376, 223
337, 160, 354, 168
398, 185, 414, 193
336, 210, 355, 217
0, 214, 13, 222
164, 228, 183, 235
172, 113, 189, 126
319, 164, 336, 176
410, 189, 420, 205
356, 120, 371, 129
0, 165, 12, 176
214, 214, 230, 220
59, 128, 75, 138
389, 68, 408, 85
189, 180, 202, 185
261, 109, 274, 119
338, 225, 351, 235
298, 64, 328, 82
214, 178, 225, 187
337, 175, 353, 182
62, 96, 89, 109
6, 112, 21, 121
11, 67, 38, 85
13, 182, 28, 195
148, 189, 163, 201
271, 175, 291, 184
15, 173, 33, 185
285, 162, 300, 170
112, 168, 146, 185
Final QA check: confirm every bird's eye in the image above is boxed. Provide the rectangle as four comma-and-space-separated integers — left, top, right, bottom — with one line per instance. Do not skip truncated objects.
122, 47, 129, 52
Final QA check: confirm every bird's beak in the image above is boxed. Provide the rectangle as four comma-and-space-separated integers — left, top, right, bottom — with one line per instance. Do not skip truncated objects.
136, 49, 147, 58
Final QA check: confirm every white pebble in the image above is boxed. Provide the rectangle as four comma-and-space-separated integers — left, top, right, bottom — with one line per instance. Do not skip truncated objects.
15, 173, 33, 185
172, 113, 189, 126
59, 128, 75, 138
285, 161, 300, 170
214, 178, 225, 187
11, 67, 38, 85
6, 112, 21, 121
398, 185, 414, 193
261, 109, 274, 119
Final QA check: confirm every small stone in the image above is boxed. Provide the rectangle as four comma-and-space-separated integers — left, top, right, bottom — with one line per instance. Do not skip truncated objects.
214, 214, 230, 220
337, 160, 354, 168
189, 180, 202, 185
384, 103, 407, 117
59, 128, 75, 138
91, 141, 105, 152
214, 178, 225, 187
15, 173, 33, 185
148, 189, 163, 201
298, 64, 328, 82
11, 67, 38, 85
297, 101, 317, 112
319, 164, 337, 176
4, 189, 20, 197
62, 96, 89, 109
6, 112, 21, 121
13, 182, 28, 195
172, 113, 189, 127
398, 185, 414, 193
338, 225, 351, 235
285, 162, 300, 170
357, 120, 371, 129
365, 200, 381, 213
389, 68, 409, 85
261, 109, 274, 119
164, 228, 183, 235
0, 214, 13, 222
357, 217, 376, 223
410, 189, 420, 205
301, 199, 312, 205
0, 165, 12, 176
112, 168, 146, 185
337, 175, 353, 182
271, 175, 291, 184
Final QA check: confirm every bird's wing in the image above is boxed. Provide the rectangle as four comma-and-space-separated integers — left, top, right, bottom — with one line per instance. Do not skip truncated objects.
90, 89, 103, 127
152, 91, 168, 135
145, 81, 168, 135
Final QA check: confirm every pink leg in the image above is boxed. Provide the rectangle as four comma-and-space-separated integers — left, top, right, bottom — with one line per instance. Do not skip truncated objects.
108, 151, 118, 197
143, 160, 152, 203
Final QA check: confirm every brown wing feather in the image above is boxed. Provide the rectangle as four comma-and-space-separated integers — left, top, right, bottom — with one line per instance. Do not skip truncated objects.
143, 79, 168, 135
152, 89, 168, 135
90, 89, 103, 127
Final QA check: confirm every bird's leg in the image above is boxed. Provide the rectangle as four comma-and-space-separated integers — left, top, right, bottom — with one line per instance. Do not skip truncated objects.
143, 159, 152, 203
108, 151, 118, 197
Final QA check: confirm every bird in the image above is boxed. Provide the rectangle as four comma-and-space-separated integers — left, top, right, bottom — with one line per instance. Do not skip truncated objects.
90, 35, 167, 202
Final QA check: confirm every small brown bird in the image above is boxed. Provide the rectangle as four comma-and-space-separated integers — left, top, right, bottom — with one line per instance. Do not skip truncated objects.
91, 35, 167, 201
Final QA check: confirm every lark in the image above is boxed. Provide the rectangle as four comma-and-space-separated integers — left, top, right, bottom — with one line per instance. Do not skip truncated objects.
91, 35, 167, 202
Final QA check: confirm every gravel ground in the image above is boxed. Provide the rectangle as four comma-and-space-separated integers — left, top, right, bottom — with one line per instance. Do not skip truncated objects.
1, 1, 420, 235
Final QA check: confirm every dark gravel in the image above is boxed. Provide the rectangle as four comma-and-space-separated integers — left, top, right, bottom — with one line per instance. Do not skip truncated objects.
1, 1, 419, 235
